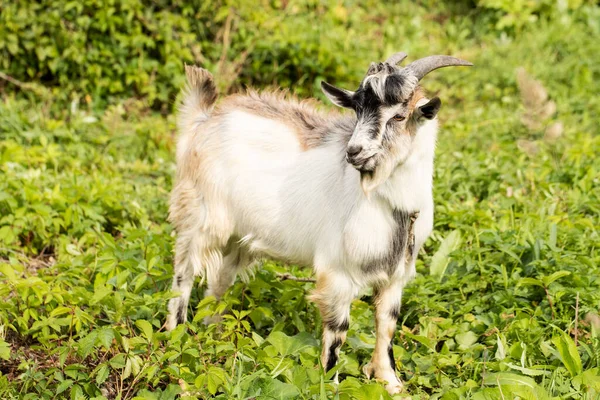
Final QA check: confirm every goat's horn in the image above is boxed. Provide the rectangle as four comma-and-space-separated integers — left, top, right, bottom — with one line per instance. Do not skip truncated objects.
405, 55, 473, 80
384, 52, 408, 66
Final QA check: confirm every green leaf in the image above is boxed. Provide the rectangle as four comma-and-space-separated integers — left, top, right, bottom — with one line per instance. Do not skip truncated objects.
573, 368, 600, 391
482, 373, 551, 399
403, 331, 436, 352
135, 319, 153, 342
90, 286, 113, 305
552, 332, 582, 377
56, 379, 73, 395
109, 353, 127, 369
456, 331, 479, 350
505, 362, 550, 377
259, 377, 300, 399
267, 331, 317, 356
517, 277, 544, 288
541, 271, 570, 286
97, 327, 114, 350
206, 367, 227, 395
77, 331, 97, 358
430, 230, 461, 279
495, 335, 506, 361
0, 339, 10, 360
96, 364, 110, 385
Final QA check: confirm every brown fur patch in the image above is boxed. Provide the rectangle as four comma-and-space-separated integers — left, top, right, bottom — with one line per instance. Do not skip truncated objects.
406, 86, 427, 136
408, 86, 426, 112
214, 90, 336, 150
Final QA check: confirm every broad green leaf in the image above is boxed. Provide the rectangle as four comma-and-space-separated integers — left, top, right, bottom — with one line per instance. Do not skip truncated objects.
96, 364, 110, 385
267, 331, 317, 356
430, 230, 462, 279
505, 362, 550, 376
482, 373, 551, 400
90, 286, 113, 305
136, 319, 153, 342
573, 368, 600, 390
403, 331, 436, 352
206, 367, 227, 395
77, 331, 97, 358
495, 335, 506, 361
541, 271, 570, 286
259, 377, 300, 399
56, 379, 73, 395
552, 332, 582, 377
0, 339, 10, 360
97, 327, 114, 350
456, 331, 478, 350
517, 277, 544, 288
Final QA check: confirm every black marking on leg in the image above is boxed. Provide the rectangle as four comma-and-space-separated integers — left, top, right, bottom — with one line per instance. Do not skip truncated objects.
360, 210, 411, 275
176, 275, 182, 286
387, 341, 396, 371
406, 211, 419, 264
326, 318, 349, 333
389, 303, 401, 320
325, 337, 343, 372
176, 302, 186, 324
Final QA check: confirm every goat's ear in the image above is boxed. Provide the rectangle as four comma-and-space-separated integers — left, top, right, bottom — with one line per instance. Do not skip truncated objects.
321, 81, 355, 109
416, 97, 441, 120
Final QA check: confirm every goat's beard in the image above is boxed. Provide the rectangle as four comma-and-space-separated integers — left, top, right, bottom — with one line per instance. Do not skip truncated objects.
360, 156, 395, 196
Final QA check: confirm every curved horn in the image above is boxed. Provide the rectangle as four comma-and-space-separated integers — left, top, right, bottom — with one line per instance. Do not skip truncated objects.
384, 51, 408, 66
405, 55, 473, 80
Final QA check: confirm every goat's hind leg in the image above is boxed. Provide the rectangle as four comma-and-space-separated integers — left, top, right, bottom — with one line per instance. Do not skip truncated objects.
166, 232, 209, 330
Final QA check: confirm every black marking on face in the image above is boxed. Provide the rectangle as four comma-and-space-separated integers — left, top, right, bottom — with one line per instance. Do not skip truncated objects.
387, 341, 396, 371
176, 303, 186, 325
326, 318, 349, 333
176, 275, 182, 287
352, 85, 383, 139
383, 75, 406, 106
326, 337, 343, 372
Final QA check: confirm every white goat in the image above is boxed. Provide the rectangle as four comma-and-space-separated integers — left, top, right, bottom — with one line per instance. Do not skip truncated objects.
166, 52, 472, 394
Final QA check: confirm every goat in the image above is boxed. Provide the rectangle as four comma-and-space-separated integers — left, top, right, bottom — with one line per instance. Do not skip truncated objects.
166, 52, 472, 394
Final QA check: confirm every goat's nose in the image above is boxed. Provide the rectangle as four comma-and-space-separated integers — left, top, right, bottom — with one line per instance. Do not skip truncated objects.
347, 144, 363, 158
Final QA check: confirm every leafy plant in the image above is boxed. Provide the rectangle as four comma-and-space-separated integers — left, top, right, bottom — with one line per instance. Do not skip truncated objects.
1, 1, 599, 399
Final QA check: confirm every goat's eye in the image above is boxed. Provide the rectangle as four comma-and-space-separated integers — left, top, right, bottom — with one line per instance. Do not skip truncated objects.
392, 114, 405, 122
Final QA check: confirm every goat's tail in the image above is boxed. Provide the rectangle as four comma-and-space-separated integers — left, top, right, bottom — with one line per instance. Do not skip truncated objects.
176, 65, 218, 156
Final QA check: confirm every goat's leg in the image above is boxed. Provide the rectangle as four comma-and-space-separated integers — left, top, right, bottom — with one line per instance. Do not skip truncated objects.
205, 239, 240, 300
310, 272, 357, 382
166, 233, 207, 330
364, 280, 404, 395
202, 240, 246, 324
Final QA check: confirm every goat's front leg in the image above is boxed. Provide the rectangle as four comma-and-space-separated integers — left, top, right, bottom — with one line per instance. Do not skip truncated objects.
310, 272, 357, 382
364, 280, 404, 394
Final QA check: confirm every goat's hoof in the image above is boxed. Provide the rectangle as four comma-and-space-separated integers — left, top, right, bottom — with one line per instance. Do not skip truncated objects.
384, 381, 404, 395
362, 363, 375, 379
363, 363, 405, 395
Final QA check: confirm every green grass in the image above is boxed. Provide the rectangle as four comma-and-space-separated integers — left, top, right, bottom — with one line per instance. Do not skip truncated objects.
1, 4, 600, 400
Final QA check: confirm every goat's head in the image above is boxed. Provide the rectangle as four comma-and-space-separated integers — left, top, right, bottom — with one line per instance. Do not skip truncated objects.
321, 52, 472, 193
